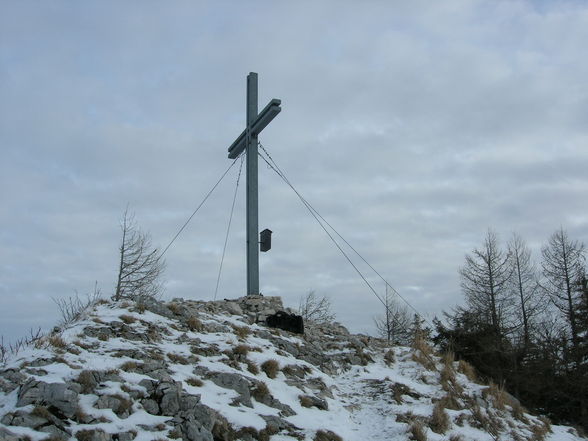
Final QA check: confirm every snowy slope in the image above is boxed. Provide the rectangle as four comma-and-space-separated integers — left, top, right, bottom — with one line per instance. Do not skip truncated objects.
0, 296, 585, 441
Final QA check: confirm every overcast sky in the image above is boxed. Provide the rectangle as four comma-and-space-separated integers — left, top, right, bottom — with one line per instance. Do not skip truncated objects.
1, 1, 587, 343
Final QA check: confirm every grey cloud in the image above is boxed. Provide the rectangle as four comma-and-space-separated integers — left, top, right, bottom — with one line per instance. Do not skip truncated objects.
2, 1, 588, 343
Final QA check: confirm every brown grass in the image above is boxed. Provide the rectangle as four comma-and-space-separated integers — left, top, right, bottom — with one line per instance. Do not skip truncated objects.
167, 353, 190, 364
67, 346, 81, 355
167, 429, 182, 439
119, 361, 139, 371
77, 370, 97, 393
233, 325, 251, 340
539, 416, 552, 432
408, 421, 427, 441
429, 401, 451, 434
299, 395, 314, 408
511, 401, 529, 423
483, 381, 507, 411
186, 377, 204, 387
167, 302, 182, 315
187, 316, 204, 332
112, 394, 133, 415
48, 335, 67, 349
246, 361, 259, 375
457, 359, 476, 382
314, 430, 343, 441
449, 435, 463, 441
412, 333, 433, 356
437, 393, 461, 411
440, 364, 456, 390
73, 340, 93, 350
384, 349, 395, 365
412, 351, 436, 371
119, 314, 136, 324
31, 405, 52, 419
530, 422, 551, 441
442, 351, 455, 368
133, 302, 147, 314
261, 359, 280, 379
76, 429, 107, 441
251, 382, 270, 401
233, 344, 249, 357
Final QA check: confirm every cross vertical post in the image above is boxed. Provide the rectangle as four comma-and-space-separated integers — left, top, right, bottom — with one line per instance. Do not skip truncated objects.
227, 73, 281, 296
246, 73, 259, 296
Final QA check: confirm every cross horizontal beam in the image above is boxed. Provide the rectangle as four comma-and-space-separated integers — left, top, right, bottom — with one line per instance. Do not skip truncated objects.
227, 98, 281, 159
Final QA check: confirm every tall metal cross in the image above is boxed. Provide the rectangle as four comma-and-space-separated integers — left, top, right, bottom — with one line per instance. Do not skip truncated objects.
227, 72, 281, 296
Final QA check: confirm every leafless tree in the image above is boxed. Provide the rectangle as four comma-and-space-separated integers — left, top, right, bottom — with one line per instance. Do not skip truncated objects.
373, 287, 411, 345
507, 233, 544, 348
541, 227, 586, 351
53, 282, 103, 327
460, 229, 513, 334
114, 208, 165, 302
297, 291, 335, 324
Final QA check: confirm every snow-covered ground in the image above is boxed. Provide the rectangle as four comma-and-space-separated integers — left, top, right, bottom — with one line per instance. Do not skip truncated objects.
0, 297, 585, 441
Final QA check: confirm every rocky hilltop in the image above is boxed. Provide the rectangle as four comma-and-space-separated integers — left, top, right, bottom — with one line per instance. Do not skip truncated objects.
0, 296, 585, 441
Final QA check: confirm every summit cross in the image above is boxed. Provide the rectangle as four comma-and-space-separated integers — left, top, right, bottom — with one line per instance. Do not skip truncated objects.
227, 72, 281, 296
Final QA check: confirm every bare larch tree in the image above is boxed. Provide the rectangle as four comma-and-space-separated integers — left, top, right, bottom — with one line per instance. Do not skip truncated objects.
507, 233, 543, 349
373, 287, 411, 345
460, 229, 513, 334
541, 227, 586, 352
297, 291, 335, 324
114, 208, 165, 301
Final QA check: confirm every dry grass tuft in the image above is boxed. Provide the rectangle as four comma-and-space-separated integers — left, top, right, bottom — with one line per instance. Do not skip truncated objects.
76, 370, 97, 393
482, 381, 507, 411
48, 335, 67, 349
412, 333, 433, 357
437, 393, 462, 411
530, 422, 551, 441
442, 351, 455, 368
408, 421, 427, 441
233, 325, 251, 340
187, 316, 204, 332
539, 415, 552, 432
73, 340, 93, 350
251, 381, 270, 401
261, 359, 280, 379
299, 395, 315, 408
167, 353, 190, 365
314, 430, 343, 441
412, 351, 436, 371
429, 401, 451, 434
119, 314, 136, 324
31, 405, 52, 419
232, 344, 249, 357
167, 429, 182, 439
167, 302, 182, 315
119, 361, 139, 371
76, 429, 108, 441
384, 349, 395, 365
511, 401, 529, 423
186, 377, 204, 387
67, 346, 81, 355
133, 302, 147, 314
449, 435, 463, 441
440, 364, 456, 390
246, 361, 259, 375
457, 359, 476, 382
